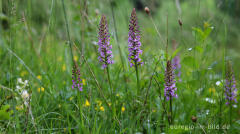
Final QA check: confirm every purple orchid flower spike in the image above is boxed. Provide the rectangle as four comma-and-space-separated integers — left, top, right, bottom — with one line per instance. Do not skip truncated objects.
72, 63, 83, 91
97, 15, 113, 69
128, 8, 143, 67
225, 61, 238, 105
164, 60, 178, 101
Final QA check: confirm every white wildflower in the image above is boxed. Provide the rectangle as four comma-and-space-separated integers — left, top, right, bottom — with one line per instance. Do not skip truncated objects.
24, 80, 29, 85
17, 78, 23, 84
21, 90, 29, 100
16, 85, 21, 90
216, 81, 221, 86
233, 105, 237, 108
195, 88, 203, 95
205, 97, 216, 104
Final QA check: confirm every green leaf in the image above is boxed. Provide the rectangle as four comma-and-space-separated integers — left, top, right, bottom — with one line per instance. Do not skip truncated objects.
192, 27, 204, 42
182, 56, 198, 69
0, 105, 13, 121
171, 47, 182, 59
194, 45, 204, 54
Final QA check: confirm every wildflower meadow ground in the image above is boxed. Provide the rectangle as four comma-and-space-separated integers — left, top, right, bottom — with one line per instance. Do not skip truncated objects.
0, 0, 240, 133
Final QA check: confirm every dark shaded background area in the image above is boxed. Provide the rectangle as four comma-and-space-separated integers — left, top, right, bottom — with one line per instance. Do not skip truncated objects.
1, 0, 239, 47
1, 0, 240, 67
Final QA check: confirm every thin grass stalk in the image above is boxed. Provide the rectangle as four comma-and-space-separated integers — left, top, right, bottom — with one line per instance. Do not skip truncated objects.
4, 46, 43, 86
154, 77, 168, 130
75, 46, 122, 128
61, 0, 74, 63
109, 0, 128, 91
148, 13, 166, 47
219, 50, 225, 131
77, 91, 84, 133
166, 14, 169, 60
143, 58, 161, 106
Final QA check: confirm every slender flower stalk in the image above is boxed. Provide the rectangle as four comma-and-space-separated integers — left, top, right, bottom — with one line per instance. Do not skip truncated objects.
128, 8, 143, 95
110, 0, 129, 95
72, 63, 83, 91
98, 15, 118, 127
98, 15, 113, 93
98, 15, 113, 69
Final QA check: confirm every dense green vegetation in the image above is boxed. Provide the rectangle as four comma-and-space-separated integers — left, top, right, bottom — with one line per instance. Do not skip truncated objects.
0, 0, 239, 133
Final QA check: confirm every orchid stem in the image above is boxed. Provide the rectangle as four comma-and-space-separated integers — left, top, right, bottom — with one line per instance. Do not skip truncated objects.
106, 66, 113, 95
170, 96, 173, 125
135, 62, 140, 96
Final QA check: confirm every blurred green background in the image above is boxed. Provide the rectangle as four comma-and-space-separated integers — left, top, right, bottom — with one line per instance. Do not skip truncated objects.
1, 0, 240, 59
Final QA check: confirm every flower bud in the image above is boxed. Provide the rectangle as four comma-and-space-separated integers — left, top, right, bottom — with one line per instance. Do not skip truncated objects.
144, 7, 150, 15
191, 116, 197, 123
178, 19, 182, 26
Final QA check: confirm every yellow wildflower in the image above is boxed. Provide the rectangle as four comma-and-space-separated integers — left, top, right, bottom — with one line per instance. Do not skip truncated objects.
121, 106, 125, 112
38, 87, 45, 92
84, 99, 90, 107
96, 100, 102, 106
16, 105, 23, 111
37, 75, 42, 80
152, 109, 156, 113
204, 22, 210, 29
82, 79, 86, 85
116, 93, 120, 97
74, 56, 78, 62
209, 87, 216, 94
69, 97, 74, 101
100, 106, 105, 111
37, 87, 41, 92
62, 64, 66, 71
108, 103, 112, 107
20, 71, 28, 77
